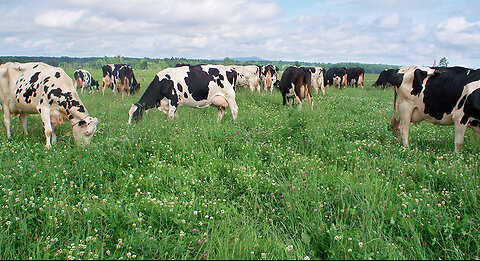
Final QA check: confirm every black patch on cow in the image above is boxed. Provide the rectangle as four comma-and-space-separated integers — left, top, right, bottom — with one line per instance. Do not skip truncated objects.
423, 67, 468, 120
23, 87, 36, 103
69, 115, 74, 120
47, 88, 85, 113
159, 78, 178, 107
40, 99, 43, 104
33, 64, 38, 69
55, 72, 61, 78
460, 89, 480, 125
208, 68, 220, 77
226, 70, 237, 86
30, 72, 41, 85
43, 76, 50, 84
184, 92, 188, 99
411, 69, 428, 96
165, 74, 171, 80
177, 83, 183, 92
184, 65, 212, 101
38, 108, 41, 113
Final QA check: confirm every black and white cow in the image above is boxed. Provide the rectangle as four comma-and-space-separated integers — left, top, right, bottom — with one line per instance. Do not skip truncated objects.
74, 69, 99, 94
346, 67, 365, 88
306, 67, 325, 95
279, 66, 313, 109
373, 69, 402, 89
325, 67, 348, 89
390, 65, 480, 153
0, 62, 98, 147
260, 64, 279, 93
231, 65, 261, 92
128, 64, 238, 123
102, 64, 140, 97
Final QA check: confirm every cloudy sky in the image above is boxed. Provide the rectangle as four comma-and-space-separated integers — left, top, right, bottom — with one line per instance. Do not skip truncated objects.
2, 0, 480, 67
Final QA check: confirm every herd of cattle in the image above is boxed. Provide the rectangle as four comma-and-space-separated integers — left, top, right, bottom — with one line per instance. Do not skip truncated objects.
0, 61, 478, 153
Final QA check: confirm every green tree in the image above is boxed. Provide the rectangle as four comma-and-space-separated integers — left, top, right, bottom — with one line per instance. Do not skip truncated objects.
439, 57, 449, 67
223, 57, 235, 66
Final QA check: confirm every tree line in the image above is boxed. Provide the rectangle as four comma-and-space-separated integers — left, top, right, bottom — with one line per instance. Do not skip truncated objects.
0, 55, 400, 74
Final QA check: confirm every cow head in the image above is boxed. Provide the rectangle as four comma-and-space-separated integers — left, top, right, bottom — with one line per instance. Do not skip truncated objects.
92, 79, 100, 90
130, 83, 141, 94
128, 103, 145, 124
72, 116, 98, 145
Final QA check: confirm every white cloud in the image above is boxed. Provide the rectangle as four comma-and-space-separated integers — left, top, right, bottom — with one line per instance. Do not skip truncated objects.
1, 0, 480, 68
34, 10, 84, 29
376, 13, 400, 29
436, 16, 480, 46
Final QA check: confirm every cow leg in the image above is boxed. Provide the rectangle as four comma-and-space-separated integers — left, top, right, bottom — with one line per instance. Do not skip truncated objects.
52, 126, 58, 145
2, 106, 12, 138
39, 110, 53, 148
224, 97, 238, 121
452, 122, 467, 153
397, 102, 414, 147
217, 108, 226, 122
19, 113, 28, 135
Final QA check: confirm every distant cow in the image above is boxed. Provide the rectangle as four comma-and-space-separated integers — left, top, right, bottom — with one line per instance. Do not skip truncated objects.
102, 64, 140, 98
128, 64, 238, 124
231, 65, 260, 92
74, 69, 99, 94
373, 69, 402, 89
279, 66, 313, 109
260, 64, 279, 93
306, 67, 325, 95
325, 67, 348, 89
390, 65, 480, 153
0, 62, 98, 147
346, 67, 365, 88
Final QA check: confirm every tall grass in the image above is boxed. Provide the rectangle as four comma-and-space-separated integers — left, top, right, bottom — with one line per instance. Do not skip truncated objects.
0, 71, 478, 260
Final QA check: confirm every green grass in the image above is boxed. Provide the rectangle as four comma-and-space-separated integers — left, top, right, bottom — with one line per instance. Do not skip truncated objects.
0, 71, 479, 260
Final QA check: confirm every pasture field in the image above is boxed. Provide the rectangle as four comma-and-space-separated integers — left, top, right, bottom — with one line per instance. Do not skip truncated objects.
0, 70, 479, 260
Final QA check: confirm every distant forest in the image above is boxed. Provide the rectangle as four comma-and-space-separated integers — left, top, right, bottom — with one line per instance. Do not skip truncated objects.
0, 55, 400, 74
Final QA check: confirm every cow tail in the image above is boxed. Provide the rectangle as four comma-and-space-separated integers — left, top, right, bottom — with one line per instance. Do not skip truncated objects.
389, 87, 399, 131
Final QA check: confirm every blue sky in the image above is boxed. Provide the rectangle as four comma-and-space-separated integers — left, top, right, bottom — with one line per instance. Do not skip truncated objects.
1, 0, 480, 68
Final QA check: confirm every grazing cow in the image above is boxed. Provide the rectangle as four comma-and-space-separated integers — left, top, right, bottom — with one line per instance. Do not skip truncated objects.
325, 67, 348, 89
373, 69, 402, 89
306, 67, 326, 95
390, 65, 480, 153
102, 64, 140, 97
279, 66, 313, 109
0, 62, 98, 147
260, 64, 279, 93
74, 69, 99, 94
346, 67, 365, 88
128, 64, 238, 124
231, 65, 260, 92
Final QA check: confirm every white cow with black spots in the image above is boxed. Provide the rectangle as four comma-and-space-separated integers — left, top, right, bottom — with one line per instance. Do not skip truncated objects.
128, 64, 238, 124
0, 62, 98, 147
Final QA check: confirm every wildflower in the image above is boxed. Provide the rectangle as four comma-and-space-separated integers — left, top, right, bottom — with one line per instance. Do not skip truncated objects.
304, 256, 310, 260
149, 237, 154, 240
286, 245, 293, 252
261, 253, 266, 258
348, 248, 352, 252
180, 231, 185, 237
358, 242, 364, 247
334, 235, 343, 241
439, 215, 443, 218
202, 254, 207, 259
